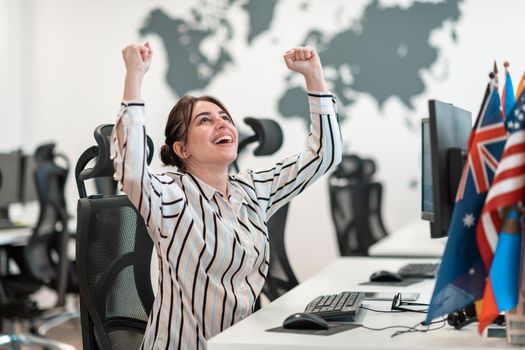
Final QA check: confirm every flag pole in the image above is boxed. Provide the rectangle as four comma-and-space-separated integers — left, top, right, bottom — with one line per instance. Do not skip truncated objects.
503, 88, 525, 344
505, 212, 525, 344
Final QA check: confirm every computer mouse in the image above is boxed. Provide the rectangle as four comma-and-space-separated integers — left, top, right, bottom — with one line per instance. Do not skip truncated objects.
369, 270, 403, 282
282, 312, 329, 330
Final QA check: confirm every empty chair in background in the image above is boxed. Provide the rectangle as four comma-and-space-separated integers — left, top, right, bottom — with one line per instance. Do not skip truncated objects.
233, 117, 299, 303
328, 154, 389, 256
0, 143, 76, 350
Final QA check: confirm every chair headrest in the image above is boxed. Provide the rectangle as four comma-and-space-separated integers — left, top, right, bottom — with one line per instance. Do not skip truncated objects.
240, 117, 283, 156
79, 125, 114, 180
34, 143, 56, 163
78, 124, 154, 181
331, 154, 376, 180
34, 143, 69, 174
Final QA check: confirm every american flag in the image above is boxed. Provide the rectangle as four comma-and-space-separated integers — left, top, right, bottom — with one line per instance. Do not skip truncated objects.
426, 73, 507, 325
477, 94, 525, 268
477, 85, 525, 332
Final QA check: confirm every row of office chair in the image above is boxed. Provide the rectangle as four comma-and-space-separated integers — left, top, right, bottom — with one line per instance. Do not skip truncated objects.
0, 143, 78, 349
0, 119, 388, 350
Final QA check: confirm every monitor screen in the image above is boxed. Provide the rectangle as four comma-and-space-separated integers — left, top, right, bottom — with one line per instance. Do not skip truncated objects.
21, 155, 39, 203
0, 151, 23, 226
422, 100, 472, 238
0, 151, 22, 206
421, 118, 433, 221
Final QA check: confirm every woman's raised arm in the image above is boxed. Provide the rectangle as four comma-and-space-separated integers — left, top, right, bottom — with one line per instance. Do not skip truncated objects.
111, 43, 185, 240
239, 46, 342, 219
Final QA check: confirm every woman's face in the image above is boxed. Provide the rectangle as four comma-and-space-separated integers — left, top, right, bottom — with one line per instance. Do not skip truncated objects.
181, 100, 238, 169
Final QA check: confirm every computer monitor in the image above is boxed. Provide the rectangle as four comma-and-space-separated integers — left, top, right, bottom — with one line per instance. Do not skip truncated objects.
421, 118, 433, 220
21, 155, 39, 203
0, 151, 23, 227
421, 100, 472, 238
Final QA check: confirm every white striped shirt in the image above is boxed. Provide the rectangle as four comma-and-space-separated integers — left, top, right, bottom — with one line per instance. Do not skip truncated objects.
110, 92, 342, 350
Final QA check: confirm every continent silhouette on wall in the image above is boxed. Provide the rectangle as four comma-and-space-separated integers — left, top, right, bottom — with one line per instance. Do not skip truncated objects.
140, 0, 463, 127
278, 0, 462, 126
140, 8, 233, 96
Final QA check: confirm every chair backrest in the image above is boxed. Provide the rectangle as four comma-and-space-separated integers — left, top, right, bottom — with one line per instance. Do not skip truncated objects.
261, 203, 298, 301
76, 123, 155, 350
329, 154, 388, 256
76, 195, 154, 350
234, 117, 298, 301
23, 143, 72, 306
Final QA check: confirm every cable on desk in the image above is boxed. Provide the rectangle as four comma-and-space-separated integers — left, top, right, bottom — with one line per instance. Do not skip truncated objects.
390, 318, 447, 338
359, 306, 403, 313
358, 324, 415, 332
360, 305, 428, 314
356, 313, 447, 338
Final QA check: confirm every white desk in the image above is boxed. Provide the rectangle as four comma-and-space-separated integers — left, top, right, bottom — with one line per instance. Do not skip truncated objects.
208, 257, 509, 350
368, 220, 447, 258
0, 227, 32, 246
0, 227, 32, 300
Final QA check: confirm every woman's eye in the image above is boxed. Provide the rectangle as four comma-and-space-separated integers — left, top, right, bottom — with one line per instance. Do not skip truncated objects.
221, 115, 231, 122
200, 117, 210, 123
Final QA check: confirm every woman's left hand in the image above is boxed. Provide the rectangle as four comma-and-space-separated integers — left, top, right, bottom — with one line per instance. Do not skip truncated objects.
284, 46, 326, 91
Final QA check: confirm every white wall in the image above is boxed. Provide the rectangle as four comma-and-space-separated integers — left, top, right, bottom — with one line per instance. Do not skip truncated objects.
3, 0, 525, 282
0, 0, 30, 150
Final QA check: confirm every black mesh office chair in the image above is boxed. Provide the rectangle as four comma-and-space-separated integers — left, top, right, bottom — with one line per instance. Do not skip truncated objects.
328, 154, 389, 256
29, 144, 80, 336
76, 124, 155, 350
28, 144, 75, 305
0, 143, 76, 350
261, 202, 298, 301
233, 117, 299, 303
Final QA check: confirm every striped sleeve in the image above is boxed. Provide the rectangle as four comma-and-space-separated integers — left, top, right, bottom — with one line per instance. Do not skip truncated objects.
110, 101, 185, 240
242, 91, 342, 219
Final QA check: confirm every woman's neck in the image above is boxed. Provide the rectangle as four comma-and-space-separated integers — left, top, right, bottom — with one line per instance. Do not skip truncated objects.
187, 164, 229, 197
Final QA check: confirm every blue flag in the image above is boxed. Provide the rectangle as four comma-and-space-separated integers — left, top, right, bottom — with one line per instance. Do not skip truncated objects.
491, 208, 522, 310
502, 62, 516, 118
425, 73, 507, 324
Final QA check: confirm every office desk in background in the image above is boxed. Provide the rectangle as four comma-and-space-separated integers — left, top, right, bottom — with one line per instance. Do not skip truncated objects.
208, 257, 509, 350
0, 227, 32, 247
0, 227, 32, 273
368, 220, 447, 258
0, 227, 32, 301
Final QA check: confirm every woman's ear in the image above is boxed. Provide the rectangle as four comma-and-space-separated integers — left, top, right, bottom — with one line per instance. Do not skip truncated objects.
173, 141, 190, 159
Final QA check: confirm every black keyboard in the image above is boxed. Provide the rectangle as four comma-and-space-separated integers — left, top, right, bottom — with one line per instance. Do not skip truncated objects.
398, 263, 439, 278
305, 291, 364, 321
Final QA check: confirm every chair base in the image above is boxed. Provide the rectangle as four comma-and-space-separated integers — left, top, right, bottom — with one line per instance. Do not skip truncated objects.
0, 332, 76, 350
38, 310, 80, 335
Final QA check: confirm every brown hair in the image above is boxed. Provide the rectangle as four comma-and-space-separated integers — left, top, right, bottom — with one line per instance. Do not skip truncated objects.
160, 95, 234, 170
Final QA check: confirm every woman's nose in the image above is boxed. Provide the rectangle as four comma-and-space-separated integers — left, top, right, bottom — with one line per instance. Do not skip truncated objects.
216, 118, 227, 129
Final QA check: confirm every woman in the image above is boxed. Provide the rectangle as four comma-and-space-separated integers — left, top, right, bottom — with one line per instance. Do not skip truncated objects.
111, 42, 342, 349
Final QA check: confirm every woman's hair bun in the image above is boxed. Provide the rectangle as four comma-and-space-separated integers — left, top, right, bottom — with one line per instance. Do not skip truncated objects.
160, 144, 177, 167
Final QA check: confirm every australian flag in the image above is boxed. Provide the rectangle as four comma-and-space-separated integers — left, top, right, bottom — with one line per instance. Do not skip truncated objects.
426, 72, 507, 324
